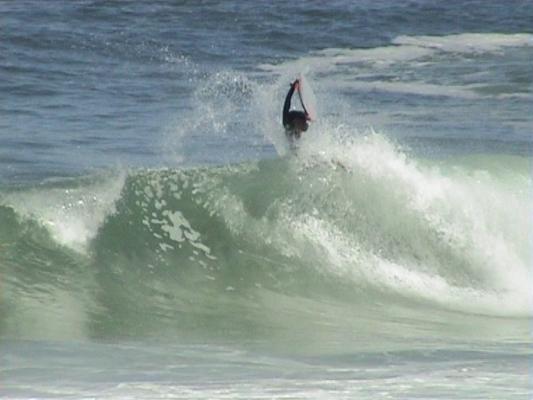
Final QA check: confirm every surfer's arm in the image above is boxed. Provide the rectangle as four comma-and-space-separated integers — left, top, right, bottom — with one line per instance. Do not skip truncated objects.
282, 80, 298, 127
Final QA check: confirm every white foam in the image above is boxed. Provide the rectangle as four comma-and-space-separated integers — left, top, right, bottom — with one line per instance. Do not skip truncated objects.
393, 33, 533, 54
285, 132, 532, 317
259, 32, 533, 101
308, 211, 529, 318
3, 172, 126, 252
262, 33, 533, 73
342, 80, 480, 99
259, 45, 434, 74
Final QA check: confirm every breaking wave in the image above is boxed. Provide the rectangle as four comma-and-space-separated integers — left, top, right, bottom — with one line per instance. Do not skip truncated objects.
0, 133, 530, 341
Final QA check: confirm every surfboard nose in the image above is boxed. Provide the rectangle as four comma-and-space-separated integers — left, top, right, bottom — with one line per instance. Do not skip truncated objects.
298, 73, 318, 122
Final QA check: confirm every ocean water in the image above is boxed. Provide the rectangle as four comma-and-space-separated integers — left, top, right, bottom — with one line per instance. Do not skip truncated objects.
1, 1, 532, 399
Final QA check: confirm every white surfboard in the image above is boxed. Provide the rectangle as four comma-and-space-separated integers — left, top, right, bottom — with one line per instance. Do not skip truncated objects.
297, 74, 317, 121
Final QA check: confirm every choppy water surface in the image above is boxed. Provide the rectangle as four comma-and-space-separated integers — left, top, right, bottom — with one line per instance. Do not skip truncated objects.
1, 1, 532, 398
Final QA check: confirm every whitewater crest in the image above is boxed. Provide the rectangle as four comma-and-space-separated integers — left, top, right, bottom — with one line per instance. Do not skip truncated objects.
0, 133, 530, 330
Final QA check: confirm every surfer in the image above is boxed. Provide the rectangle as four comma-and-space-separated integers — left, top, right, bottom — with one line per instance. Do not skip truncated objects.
282, 79, 309, 141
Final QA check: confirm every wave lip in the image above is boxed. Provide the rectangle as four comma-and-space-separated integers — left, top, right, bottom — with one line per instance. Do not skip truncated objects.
0, 173, 126, 252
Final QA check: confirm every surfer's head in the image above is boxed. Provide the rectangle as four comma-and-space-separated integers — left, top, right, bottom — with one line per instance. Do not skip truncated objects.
288, 110, 308, 134
293, 114, 309, 133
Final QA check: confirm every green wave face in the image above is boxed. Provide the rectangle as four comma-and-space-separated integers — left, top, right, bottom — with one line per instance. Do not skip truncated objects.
0, 135, 530, 346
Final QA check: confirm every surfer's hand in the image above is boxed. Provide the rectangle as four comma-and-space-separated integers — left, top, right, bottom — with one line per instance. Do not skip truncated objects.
292, 79, 299, 89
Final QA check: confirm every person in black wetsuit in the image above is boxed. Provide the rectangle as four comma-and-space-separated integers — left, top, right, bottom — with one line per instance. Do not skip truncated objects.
282, 79, 309, 141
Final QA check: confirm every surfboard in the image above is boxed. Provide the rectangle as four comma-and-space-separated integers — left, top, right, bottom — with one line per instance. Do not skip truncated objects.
297, 74, 317, 121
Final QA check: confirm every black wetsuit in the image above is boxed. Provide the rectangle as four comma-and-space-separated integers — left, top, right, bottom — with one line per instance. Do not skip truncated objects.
282, 83, 307, 140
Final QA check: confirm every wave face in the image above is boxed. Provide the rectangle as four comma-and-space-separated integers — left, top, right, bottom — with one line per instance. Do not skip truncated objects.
0, 134, 530, 342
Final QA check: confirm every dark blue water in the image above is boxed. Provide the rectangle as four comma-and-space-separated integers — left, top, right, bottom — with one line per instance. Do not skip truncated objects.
1, 1, 532, 399
1, 0, 532, 182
